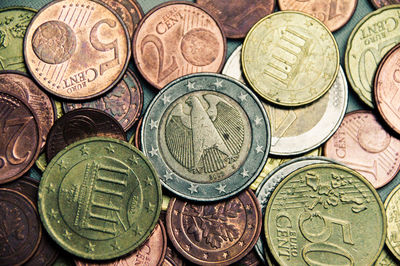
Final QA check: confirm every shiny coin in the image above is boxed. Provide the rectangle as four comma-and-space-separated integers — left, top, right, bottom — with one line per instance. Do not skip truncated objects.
24, 0, 131, 100
38, 137, 162, 260
242, 11, 339, 107
142, 73, 271, 201
370, 0, 400, 8
384, 183, 400, 260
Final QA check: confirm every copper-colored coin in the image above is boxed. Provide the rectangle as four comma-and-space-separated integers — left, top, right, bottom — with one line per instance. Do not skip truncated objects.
370, 0, 400, 8
233, 249, 261, 266
0, 71, 56, 150
0, 92, 41, 184
24, 0, 131, 100
195, 0, 275, 38
45, 108, 126, 162
63, 69, 143, 131
324, 110, 400, 188
133, 117, 142, 149
133, 2, 226, 90
162, 246, 186, 266
166, 190, 262, 266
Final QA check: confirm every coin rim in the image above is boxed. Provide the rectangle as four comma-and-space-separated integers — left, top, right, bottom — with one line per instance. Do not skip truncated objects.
384, 183, 400, 261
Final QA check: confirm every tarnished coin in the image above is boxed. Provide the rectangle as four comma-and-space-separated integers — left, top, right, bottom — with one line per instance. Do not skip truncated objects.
195, 0, 275, 39
38, 137, 162, 260
131, 117, 142, 149
63, 69, 143, 131
375, 247, 398, 265
133, 2, 226, 90
242, 11, 339, 107
166, 190, 262, 265
0, 7, 36, 72
142, 73, 271, 201
24, 0, 131, 100
45, 108, 126, 162
0, 189, 42, 266
370, 0, 400, 8
384, 184, 400, 260
265, 163, 386, 265
325, 110, 400, 188
233, 249, 262, 266
0, 91, 41, 184
345, 5, 400, 108
277, 0, 357, 32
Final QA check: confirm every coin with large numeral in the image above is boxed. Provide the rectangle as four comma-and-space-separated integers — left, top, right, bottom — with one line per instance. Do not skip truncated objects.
24, 0, 130, 100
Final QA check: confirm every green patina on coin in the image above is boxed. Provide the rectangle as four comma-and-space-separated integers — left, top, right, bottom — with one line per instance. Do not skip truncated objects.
345, 5, 400, 108
265, 163, 386, 265
0, 7, 35, 72
384, 183, 400, 261
242, 11, 339, 107
35, 153, 47, 172
38, 137, 162, 260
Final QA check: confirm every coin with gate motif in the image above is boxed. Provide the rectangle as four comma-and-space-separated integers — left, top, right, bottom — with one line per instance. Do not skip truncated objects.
384, 183, 400, 261
38, 137, 162, 260
141, 73, 270, 201
24, 0, 130, 100
166, 189, 262, 265
133, 2, 226, 90
242, 11, 339, 107
370, 0, 400, 8
265, 163, 386, 265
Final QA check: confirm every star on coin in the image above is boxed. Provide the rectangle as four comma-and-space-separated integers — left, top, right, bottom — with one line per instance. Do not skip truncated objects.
57, 159, 67, 171
149, 146, 159, 157
128, 155, 139, 164
146, 202, 155, 213
214, 79, 223, 88
150, 119, 158, 130
216, 184, 226, 194
188, 184, 199, 194
256, 145, 264, 154
80, 145, 89, 155
111, 241, 120, 251
164, 171, 173, 181
63, 230, 72, 240
238, 92, 248, 102
238, 241, 244, 247
241, 168, 249, 178
144, 177, 152, 186
162, 94, 172, 105
105, 144, 115, 154
254, 116, 262, 126
86, 242, 95, 252
223, 252, 229, 259
46, 183, 56, 193
133, 224, 143, 235
203, 253, 209, 259
248, 223, 254, 229
305, 20, 313, 27
49, 208, 58, 220
187, 81, 195, 90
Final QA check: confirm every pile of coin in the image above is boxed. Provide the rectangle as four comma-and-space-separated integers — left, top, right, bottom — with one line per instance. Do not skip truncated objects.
1, 0, 400, 265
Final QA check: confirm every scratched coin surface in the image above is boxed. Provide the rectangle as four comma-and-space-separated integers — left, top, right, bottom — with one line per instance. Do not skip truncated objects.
242, 11, 339, 107
195, 0, 275, 39
0, 189, 42, 266
38, 137, 162, 260
63, 69, 143, 131
384, 184, 400, 261
370, 0, 400, 8
0, 91, 41, 184
142, 73, 270, 201
24, 0, 130, 100
345, 5, 400, 108
133, 2, 226, 90
166, 190, 262, 265
265, 163, 386, 265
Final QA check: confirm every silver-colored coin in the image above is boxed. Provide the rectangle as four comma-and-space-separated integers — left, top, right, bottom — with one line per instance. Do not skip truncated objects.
141, 73, 271, 201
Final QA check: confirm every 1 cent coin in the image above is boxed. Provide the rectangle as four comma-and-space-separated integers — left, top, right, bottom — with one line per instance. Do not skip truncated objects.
24, 0, 131, 100
384, 183, 400, 261
133, 2, 226, 90
370, 0, 400, 8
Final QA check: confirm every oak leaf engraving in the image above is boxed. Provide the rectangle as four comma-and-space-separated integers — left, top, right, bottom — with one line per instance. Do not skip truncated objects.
0, 202, 25, 254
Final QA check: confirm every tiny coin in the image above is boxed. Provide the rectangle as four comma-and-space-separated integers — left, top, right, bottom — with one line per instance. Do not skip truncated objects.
384, 184, 400, 260
370, 0, 400, 8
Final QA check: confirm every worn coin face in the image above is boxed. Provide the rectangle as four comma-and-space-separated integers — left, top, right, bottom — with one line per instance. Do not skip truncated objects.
133, 2, 226, 90
142, 73, 270, 201
384, 184, 400, 261
24, 0, 130, 100
242, 11, 339, 107
195, 0, 274, 39
345, 5, 400, 108
0, 91, 41, 184
38, 137, 162, 260
370, 0, 400, 8
166, 190, 262, 265
265, 163, 386, 265
63, 69, 143, 131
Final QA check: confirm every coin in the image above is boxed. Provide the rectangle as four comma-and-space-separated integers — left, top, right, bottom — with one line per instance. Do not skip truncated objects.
45, 108, 126, 162
0, 188, 42, 266
242, 11, 339, 107
375, 247, 398, 265
265, 163, 386, 265
130, 117, 142, 149
24, 0, 131, 100
166, 189, 262, 265
384, 183, 400, 260
162, 245, 186, 266
195, 0, 275, 39
35, 153, 47, 172
370, 0, 400, 8
233, 249, 262, 266
277, 0, 357, 32
133, 2, 226, 90
0, 91, 41, 184
0, 7, 36, 72
63, 69, 143, 131
345, 5, 400, 108
142, 73, 271, 201
38, 137, 162, 260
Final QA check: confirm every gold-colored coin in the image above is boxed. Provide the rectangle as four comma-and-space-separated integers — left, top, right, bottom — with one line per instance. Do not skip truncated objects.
385, 183, 400, 261
242, 11, 339, 107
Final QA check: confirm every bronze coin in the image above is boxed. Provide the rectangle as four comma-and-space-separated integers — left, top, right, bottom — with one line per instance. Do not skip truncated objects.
0, 91, 41, 184
370, 0, 400, 8
0, 188, 42, 266
63, 69, 143, 131
166, 190, 262, 266
45, 108, 126, 162
163, 246, 186, 266
195, 0, 275, 38
233, 249, 261, 266
133, 1, 227, 90
133, 117, 142, 149
0, 71, 56, 150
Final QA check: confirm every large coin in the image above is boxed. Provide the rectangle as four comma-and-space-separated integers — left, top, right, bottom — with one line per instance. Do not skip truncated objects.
133, 2, 226, 90
24, 0, 131, 100
345, 5, 400, 108
38, 137, 162, 260
265, 163, 386, 265
141, 73, 271, 201
384, 183, 400, 260
370, 0, 400, 8
242, 11, 339, 107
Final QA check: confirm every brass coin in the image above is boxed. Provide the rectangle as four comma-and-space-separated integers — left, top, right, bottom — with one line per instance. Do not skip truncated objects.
384, 183, 400, 260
